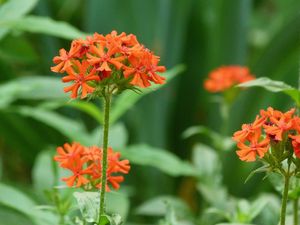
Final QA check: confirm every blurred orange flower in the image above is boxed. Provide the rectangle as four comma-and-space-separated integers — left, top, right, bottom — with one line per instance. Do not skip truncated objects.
204, 66, 255, 93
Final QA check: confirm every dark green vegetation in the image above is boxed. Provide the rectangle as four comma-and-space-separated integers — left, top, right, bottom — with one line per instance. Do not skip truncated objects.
0, 0, 300, 224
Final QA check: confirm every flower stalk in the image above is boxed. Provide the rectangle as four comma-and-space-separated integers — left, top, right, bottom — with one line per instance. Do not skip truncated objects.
280, 162, 291, 225
98, 89, 112, 223
294, 198, 298, 225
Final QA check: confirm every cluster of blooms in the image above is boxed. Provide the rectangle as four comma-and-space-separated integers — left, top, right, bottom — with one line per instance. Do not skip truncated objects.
54, 142, 130, 191
51, 31, 166, 99
204, 66, 255, 93
233, 107, 300, 162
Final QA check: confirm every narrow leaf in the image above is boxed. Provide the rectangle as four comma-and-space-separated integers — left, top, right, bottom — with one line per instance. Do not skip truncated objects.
1, 15, 89, 40
244, 165, 269, 184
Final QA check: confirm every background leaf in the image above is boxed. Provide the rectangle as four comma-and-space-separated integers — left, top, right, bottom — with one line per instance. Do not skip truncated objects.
121, 144, 197, 177
1, 16, 89, 40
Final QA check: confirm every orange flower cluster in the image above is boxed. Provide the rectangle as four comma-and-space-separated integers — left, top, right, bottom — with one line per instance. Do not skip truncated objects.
204, 66, 255, 93
51, 31, 166, 98
233, 107, 300, 162
54, 142, 130, 191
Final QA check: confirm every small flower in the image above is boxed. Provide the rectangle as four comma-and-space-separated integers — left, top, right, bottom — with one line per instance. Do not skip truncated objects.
236, 133, 270, 162
51, 43, 80, 73
233, 115, 266, 142
54, 142, 84, 167
204, 66, 255, 93
263, 108, 295, 141
124, 50, 166, 87
62, 156, 92, 188
63, 60, 100, 99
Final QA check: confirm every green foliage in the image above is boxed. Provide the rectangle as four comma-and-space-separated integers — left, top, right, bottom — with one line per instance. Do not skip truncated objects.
110, 64, 185, 124
0, 183, 58, 225
73, 191, 127, 224
0, 0, 38, 39
183, 126, 234, 151
2, 16, 89, 39
238, 77, 300, 105
73, 192, 99, 223
1, 0, 300, 224
121, 144, 198, 177
135, 195, 191, 218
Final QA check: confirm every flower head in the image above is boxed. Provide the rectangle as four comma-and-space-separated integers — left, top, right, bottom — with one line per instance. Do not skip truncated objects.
233, 107, 300, 162
54, 143, 130, 190
204, 66, 255, 93
51, 31, 166, 99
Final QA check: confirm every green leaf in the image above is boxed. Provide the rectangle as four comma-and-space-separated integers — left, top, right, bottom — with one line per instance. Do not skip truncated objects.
158, 206, 193, 225
106, 192, 129, 222
107, 214, 122, 225
66, 100, 103, 124
192, 144, 221, 183
238, 77, 299, 105
0, 205, 35, 225
73, 191, 99, 223
0, 76, 66, 108
121, 144, 197, 177
216, 223, 254, 225
193, 144, 228, 209
135, 195, 191, 218
0, 183, 58, 225
0, 183, 37, 216
182, 126, 234, 151
89, 123, 128, 148
244, 165, 269, 184
0, 15, 89, 40
32, 149, 55, 195
0, 0, 38, 39
12, 106, 91, 144
248, 196, 269, 221
110, 64, 185, 124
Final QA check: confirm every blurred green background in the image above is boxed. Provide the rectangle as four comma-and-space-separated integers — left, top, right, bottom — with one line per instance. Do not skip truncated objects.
0, 0, 300, 224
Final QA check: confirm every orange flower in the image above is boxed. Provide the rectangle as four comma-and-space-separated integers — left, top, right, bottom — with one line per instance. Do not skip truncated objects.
51, 43, 80, 73
233, 115, 266, 142
233, 107, 300, 163
204, 66, 255, 93
54, 143, 130, 191
124, 50, 166, 87
236, 133, 270, 162
93, 147, 130, 191
63, 60, 100, 99
290, 135, 300, 158
51, 30, 166, 99
263, 108, 295, 141
54, 142, 84, 167
62, 156, 92, 187
87, 45, 125, 72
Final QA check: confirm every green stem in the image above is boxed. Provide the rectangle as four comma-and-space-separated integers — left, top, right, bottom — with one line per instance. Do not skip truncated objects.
98, 92, 111, 223
280, 164, 291, 225
294, 198, 299, 225
220, 100, 230, 136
